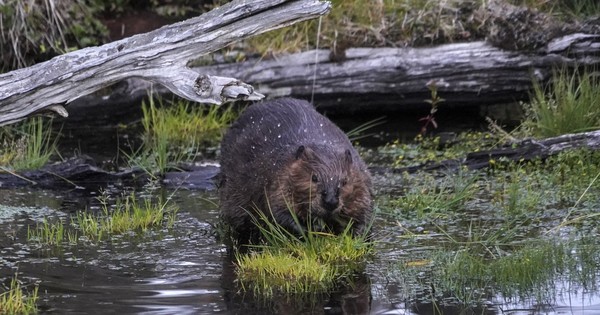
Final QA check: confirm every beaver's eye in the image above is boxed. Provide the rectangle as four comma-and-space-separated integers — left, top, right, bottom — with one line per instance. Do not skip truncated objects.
311, 174, 319, 183
340, 178, 348, 187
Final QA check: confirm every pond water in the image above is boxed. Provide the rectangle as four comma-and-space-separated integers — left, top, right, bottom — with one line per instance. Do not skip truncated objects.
2, 115, 600, 314
1, 182, 599, 314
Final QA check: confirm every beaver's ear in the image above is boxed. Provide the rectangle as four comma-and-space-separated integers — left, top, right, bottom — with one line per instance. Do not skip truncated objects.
295, 145, 315, 160
295, 145, 305, 159
344, 149, 353, 166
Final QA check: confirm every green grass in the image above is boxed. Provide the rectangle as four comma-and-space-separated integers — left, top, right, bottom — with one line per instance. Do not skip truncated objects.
390, 171, 478, 219
381, 144, 600, 308
389, 214, 600, 307
243, 0, 598, 56
557, 0, 600, 17
415, 234, 600, 306
27, 218, 78, 247
27, 192, 178, 246
383, 147, 600, 221
377, 132, 502, 168
126, 97, 237, 176
0, 274, 38, 315
74, 192, 178, 242
522, 67, 600, 137
0, 117, 58, 171
235, 209, 372, 297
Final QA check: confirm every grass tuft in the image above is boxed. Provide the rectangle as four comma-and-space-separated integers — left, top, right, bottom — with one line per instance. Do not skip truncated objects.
390, 170, 479, 219
0, 117, 58, 171
0, 274, 38, 315
235, 208, 372, 297
0, 0, 106, 72
74, 192, 178, 242
523, 67, 600, 137
126, 97, 237, 176
27, 192, 178, 246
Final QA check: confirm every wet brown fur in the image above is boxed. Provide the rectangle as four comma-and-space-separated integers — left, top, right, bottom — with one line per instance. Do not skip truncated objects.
218, 98, 373, 244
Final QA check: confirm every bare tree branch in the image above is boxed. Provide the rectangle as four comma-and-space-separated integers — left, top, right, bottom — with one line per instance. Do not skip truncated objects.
0, 0, 331, 126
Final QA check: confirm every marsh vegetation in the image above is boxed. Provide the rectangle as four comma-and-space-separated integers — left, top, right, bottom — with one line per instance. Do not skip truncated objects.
2, 0, 600, 313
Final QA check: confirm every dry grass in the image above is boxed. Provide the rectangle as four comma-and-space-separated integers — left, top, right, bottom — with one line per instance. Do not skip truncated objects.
0, 0, 106, 72
245, 0, 490, 55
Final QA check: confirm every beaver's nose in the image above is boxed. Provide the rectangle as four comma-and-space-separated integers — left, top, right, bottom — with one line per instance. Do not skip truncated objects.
322, 191, 339, 211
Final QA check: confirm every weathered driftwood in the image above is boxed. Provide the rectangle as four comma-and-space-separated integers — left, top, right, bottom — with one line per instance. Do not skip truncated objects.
66, 32, 600, 117
0, 0, 331, 126
191, 33, 600, 113
371, 130, 600, 175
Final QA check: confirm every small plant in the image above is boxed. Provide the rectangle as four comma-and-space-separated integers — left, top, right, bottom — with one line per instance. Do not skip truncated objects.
235, 208, 372, 297
0, 117, 58, 171
419, 79, 448, 135
524, 67, 600, 137
0, 273, 38, 314
126, 97, 237, 175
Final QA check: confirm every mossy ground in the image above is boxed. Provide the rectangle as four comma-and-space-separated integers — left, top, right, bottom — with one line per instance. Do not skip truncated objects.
234, 210, 373, 298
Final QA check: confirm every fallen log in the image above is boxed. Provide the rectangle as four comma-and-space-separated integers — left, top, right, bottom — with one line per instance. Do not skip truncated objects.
193, 33, 600, 114
0, 155, 219, 190
63, 31, 600, 121
465, 129, 600, 169
0, 0, 331, 126
371, 130, 600, 175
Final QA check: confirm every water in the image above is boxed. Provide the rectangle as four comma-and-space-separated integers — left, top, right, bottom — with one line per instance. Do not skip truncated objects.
2, 116, 600, 314
1, 184, 599, 314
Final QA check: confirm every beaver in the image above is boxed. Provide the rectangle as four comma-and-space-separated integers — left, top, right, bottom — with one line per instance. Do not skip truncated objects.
218, 98, 373, 244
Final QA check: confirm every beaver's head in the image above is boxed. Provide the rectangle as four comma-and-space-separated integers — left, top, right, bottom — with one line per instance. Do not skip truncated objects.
282, 144, 365, 225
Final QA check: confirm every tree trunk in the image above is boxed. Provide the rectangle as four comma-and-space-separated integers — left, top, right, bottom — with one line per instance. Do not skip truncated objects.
0, 0, 330, 126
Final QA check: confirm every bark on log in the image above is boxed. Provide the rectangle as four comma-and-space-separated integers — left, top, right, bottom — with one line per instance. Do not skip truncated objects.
190, 33, 600, 114
0, 0, 331, 126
